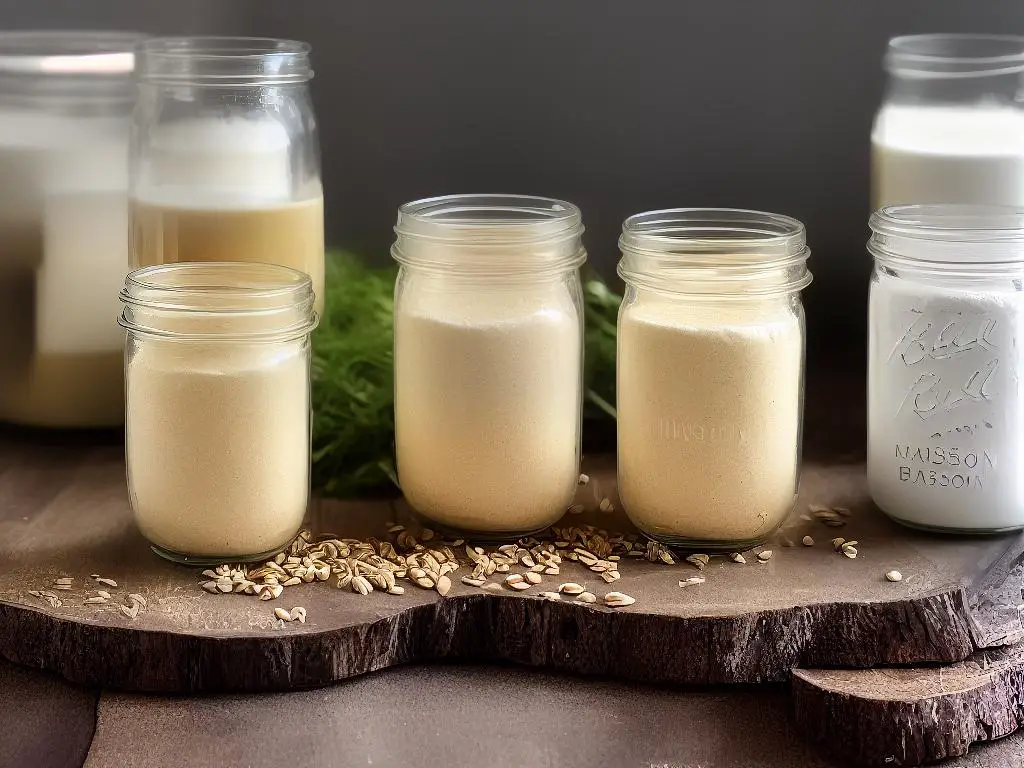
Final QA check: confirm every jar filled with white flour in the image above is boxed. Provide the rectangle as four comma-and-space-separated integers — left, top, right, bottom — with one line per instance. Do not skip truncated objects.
120, 262, 318, 563
868, 204, 1024, 533
617, 209, 812, 550
392, 194, 586, 538
872, 34, 1024, 210
131, 37, 325, 314
0, 31, 141, 427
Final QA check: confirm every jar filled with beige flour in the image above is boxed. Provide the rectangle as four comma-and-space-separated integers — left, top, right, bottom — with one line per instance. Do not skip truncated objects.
120, 262, 318, 563
617, 209, 812, 550
131, 37, 325, 313
392, 194, 587, 539
0, 31, 142, 428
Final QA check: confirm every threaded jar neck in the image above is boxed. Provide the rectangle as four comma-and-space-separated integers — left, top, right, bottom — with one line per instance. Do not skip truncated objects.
886, 34, 1024, 79
618, 208, 812, 299
0, 30, 141, 106
119, 262, 318, 341
135, 37, 312, 86
870, 204, 1024, 281
392, 194, 586, 278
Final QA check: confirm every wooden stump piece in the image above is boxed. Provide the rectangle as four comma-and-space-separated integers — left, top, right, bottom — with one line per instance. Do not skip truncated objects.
793, 642, 1024, 766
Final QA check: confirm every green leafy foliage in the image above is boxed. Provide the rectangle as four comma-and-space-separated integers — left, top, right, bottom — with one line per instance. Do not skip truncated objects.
311, 251, 621, 497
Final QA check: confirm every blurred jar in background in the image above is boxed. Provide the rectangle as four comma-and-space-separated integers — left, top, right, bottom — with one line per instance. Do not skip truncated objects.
0, 31, 141, 428
872, 34, 1024, 210
130, 37, 325, 314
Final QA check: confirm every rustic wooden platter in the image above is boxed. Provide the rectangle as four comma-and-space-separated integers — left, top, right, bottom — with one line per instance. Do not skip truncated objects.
0, 433, 1020, 706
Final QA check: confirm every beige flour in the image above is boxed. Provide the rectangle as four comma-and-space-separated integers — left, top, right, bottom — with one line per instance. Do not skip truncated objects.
395, 281, 581, 534
617, 298, 803, 545
126, 339, 310, 558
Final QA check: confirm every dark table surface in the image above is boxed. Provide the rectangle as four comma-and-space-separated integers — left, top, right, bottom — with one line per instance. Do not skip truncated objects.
4, 655, 1024, 768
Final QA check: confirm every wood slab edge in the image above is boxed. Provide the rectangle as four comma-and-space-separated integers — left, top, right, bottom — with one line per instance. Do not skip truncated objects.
0, 583, 977, 693
791, 642, 1024, 767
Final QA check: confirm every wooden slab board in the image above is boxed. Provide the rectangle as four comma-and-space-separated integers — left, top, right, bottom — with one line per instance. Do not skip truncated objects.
0, 434, 1020, 701
793, 641, 1024, 766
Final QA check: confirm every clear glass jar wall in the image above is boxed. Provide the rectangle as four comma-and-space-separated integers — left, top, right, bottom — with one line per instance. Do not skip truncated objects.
391, 194, 587, 539
867, 204, 1024, 533
0, 30, 142, 427
120, 262, 318, 563
130, 37, 325, 313
616, 209, 812, 550
872, 34, 1024, 210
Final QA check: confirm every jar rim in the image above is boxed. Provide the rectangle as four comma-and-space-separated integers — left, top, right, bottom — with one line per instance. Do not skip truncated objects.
136, 36, 313, 85
392, 194, 586, 275
0, 30, 141, 76
619, 208, 807, 256
617, 208, 811, 298
120, 262, 318, 340
869, 204, 1024, 273
886, 34, 1024, 78
871, 204, 1024, 245
396, 193, 582, 241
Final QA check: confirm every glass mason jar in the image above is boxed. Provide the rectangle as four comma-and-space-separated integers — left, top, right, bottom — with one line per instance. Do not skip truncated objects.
130, 37, 325, 314
617, 209, 812, 550
120, 262, 318, 564
872, 34, 1024, 210
0, 30, 141, 428
868, 204, 1024, 534
392, 194, 586, 539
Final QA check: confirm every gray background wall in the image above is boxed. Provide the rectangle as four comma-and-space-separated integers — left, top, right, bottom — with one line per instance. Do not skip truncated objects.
4, 0, 1024, 359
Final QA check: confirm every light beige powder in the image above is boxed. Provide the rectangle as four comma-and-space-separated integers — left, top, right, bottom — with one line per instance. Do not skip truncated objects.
126, 339, 310, 558
395, 281, 581, 535
617, 298, 803, 545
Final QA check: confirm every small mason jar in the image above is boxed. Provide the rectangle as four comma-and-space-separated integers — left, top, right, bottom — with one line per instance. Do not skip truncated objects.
872, 34, 1024, 210
392, 194, 586, 539
868, 204, 1024, 534
130, 37, 325, 313
617, 209, 812, 550
0, 30, 142, 428
120, 262, 318, 563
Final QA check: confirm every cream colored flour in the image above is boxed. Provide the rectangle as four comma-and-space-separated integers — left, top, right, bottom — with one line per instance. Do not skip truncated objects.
395, 282, 581, 534
126, 339, 310, 558
617, 299, 803, 545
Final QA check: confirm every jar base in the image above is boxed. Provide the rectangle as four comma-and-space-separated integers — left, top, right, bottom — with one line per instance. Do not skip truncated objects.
411, 513, 559, 544
881, 513, 1024, 536
638, 529, 773, 553
149, 540, 292, 566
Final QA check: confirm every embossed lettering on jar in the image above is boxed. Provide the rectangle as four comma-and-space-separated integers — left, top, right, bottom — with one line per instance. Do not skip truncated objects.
867, 204, 1024, 533
616, 209, 812, 550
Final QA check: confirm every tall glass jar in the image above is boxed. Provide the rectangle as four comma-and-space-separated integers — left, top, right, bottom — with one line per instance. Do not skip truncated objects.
617, 209, 812, 550
392, 194, 586, 539
0, 30, 141, 428
868, 204, 1024, 533
872, 34, 1024, 210
120, 262, 318, 564
130, 37, 325, 313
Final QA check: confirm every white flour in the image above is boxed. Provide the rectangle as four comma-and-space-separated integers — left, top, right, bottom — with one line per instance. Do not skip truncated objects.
394, 281, 581, 535
868, 272, 1024, 531
617, 299, 803, 546
872, 105, 1024, 209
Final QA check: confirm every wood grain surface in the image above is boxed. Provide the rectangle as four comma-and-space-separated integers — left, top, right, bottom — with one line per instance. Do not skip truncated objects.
0, 435, 1018, 697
